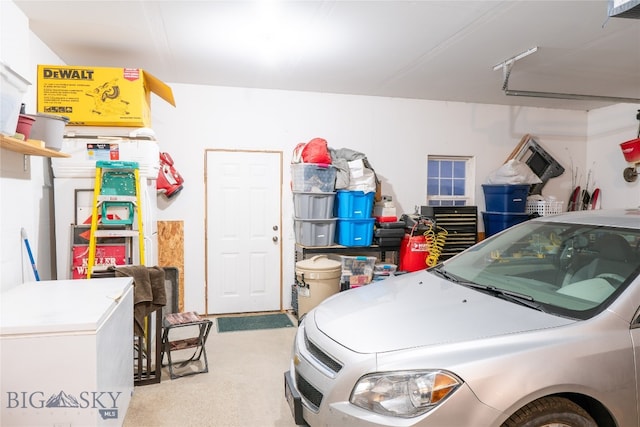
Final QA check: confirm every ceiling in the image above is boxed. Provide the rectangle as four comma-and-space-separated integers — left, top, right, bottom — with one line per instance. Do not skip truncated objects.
13, 0, 640, 111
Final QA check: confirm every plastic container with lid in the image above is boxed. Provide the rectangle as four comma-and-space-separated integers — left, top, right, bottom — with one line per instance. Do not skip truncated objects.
335, 218, 375, 246
373, 263, 398, 281
291, 163, 337, 193
0, 63, 30, 136
293, 191, 336, 219
294, 218, 336, 246
334, 190, 374, 218
295, 255, 342, 318
482, 184, 530, 213
340, 255, 377, 287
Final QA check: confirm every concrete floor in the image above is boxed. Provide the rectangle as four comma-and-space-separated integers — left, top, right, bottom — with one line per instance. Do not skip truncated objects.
123, 313, 299, 427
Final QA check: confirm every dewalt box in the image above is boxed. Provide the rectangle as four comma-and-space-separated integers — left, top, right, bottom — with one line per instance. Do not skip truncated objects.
36, 65, 175, 127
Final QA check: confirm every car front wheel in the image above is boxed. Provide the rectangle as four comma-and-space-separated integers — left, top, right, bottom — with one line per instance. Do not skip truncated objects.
502, 396, 597, 427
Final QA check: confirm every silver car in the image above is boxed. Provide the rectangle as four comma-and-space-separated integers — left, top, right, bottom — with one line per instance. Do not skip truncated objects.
285, 209, 640, 426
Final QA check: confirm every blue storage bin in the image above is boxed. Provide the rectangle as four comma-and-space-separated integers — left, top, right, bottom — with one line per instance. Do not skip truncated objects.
335, 218, 375, 246
482, 184, 530, 213
482, 211, 530, 237
334, 190, 374, 218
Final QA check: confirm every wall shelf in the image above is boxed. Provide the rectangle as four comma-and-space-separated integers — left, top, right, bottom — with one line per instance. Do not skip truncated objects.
0, 134, 70, 158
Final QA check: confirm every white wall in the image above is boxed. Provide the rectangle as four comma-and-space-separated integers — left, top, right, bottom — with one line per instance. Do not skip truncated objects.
587, 103, 640, 208
0, 1, 64, 291
2, 0, 639, 312
150, 84, 593, 313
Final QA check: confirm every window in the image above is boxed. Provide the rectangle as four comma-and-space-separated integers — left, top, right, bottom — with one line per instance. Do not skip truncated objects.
427, 156, 474, 206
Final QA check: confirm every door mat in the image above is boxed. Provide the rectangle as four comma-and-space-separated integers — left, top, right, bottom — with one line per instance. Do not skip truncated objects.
216, 313, 294, 333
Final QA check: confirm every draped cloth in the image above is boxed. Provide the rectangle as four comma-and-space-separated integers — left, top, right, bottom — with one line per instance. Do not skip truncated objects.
329, 147, 379, 193
114, 265, 166, 336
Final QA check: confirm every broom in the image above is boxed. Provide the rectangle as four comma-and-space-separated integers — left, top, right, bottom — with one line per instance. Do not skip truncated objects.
21, 228, 40, 281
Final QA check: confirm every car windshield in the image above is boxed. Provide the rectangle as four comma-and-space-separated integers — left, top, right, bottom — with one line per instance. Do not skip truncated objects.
439, 219, 640, 320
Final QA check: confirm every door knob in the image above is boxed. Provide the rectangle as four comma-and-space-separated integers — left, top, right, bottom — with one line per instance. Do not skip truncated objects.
273, 225, 279, 231
273, 236, 279, 242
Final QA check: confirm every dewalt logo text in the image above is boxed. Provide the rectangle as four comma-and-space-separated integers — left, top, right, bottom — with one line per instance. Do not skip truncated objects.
42, 68, 94, 80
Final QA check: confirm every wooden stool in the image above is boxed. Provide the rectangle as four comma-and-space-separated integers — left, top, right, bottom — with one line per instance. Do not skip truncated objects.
161, 312, 212, 379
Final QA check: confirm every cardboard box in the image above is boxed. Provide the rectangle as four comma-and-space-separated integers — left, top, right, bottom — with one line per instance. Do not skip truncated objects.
37, 65, 175, 127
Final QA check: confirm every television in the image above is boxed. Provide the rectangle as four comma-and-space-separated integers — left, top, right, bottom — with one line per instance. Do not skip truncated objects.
507, 135, 565, 195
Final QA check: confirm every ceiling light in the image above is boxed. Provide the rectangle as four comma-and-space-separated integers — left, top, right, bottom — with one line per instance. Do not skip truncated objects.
208, 1, 340, 67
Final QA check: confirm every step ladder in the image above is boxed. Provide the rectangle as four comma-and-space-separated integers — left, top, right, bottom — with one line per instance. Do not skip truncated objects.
86, 160, 145, 279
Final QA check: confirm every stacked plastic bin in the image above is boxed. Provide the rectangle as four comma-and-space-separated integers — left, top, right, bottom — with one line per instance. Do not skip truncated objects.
372, 263, 398, 281
481, 184, 531, 237
340, 255, 377, 289
292, 163, 337, 246
334, 190, 375, 246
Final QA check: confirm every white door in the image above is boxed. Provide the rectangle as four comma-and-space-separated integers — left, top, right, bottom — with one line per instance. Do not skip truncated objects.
205, 150, 282, 314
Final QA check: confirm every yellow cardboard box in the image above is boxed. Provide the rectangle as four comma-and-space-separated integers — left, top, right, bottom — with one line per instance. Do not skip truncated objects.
37, 65, 175, 127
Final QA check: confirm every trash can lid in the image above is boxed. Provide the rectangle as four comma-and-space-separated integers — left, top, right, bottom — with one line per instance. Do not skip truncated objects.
295, 255, 341, 272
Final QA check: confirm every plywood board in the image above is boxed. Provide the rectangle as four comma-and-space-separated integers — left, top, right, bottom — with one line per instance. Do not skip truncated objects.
158, 220, 184, 311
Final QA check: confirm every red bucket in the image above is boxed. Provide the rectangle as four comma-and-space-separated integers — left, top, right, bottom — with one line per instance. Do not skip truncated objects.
15, 114, 35, 140
620, 138, 640, 163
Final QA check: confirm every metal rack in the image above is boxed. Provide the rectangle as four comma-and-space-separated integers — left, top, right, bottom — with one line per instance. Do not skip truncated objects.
295, 243, 398, 265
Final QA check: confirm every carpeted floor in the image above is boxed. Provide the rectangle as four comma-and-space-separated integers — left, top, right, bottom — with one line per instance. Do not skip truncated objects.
123, 312, 299, 427
216, 313, 294, 333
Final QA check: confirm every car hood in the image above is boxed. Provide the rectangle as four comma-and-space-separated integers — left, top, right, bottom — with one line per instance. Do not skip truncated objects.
312, 270, 576, 354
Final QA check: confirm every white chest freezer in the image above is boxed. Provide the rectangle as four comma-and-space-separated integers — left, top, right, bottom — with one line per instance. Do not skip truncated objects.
0, 278, 134, 427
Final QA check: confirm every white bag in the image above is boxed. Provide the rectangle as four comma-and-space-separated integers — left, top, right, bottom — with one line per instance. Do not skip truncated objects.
347, 159, 376, 192
486, 159, 542, 185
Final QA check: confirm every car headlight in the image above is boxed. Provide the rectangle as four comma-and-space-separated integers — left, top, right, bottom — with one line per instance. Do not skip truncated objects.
350, 370, 462, 418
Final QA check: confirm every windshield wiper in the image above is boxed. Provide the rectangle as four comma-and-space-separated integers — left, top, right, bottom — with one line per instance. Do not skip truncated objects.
430, 266, 546, 312
462, 282, 546, 312
429, 266, 476, 285
429, 266, 454, 280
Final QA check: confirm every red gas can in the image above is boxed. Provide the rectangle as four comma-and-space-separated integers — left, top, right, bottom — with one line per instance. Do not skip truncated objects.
399, 233, 430, 272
